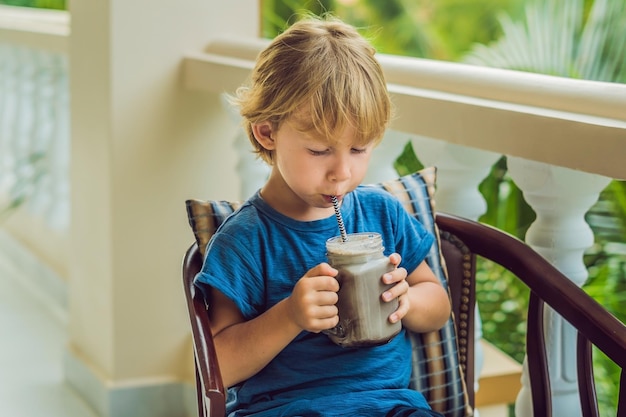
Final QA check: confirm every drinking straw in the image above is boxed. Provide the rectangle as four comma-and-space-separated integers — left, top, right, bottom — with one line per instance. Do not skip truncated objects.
330, 195, 348, 242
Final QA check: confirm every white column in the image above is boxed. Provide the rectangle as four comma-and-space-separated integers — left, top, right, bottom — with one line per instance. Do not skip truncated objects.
507, 157, 611, 417
67, 2, 259, 417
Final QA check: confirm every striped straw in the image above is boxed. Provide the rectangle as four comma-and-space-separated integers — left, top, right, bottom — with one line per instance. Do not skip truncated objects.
330, 196, 348, 242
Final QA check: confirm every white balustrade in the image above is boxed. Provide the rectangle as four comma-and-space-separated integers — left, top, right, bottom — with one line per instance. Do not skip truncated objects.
0, 14, 69, 231
508, 158, 612, 417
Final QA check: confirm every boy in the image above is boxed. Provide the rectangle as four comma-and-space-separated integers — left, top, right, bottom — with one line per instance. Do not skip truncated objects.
194, 15, 451, 417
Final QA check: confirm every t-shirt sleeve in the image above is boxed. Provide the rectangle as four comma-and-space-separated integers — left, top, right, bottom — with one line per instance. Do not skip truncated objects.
193, 228, 264, 320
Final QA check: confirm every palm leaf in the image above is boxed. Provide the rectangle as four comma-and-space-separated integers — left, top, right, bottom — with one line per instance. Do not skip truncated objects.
463, 0, 626, 81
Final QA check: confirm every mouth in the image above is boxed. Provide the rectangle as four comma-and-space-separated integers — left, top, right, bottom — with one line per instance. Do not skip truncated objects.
323, 194, 343, 204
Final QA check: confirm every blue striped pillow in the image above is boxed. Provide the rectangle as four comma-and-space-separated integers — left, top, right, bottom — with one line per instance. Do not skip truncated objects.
376, 167, 471, 417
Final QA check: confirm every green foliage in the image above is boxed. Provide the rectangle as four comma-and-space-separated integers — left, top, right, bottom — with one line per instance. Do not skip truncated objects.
478, 156, 535, 239
0, 0, 66, 10
475, 259, 528, 364
463, 0, 626, 82
393, 141, 423, 176
261, 0, 334, 38
260, 0, 526, 60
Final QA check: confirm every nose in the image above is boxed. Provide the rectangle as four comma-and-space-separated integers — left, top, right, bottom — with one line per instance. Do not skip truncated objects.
328, 154, 351, 183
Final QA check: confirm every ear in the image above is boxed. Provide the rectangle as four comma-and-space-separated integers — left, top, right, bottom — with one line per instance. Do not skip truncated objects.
251, 122, 276, 151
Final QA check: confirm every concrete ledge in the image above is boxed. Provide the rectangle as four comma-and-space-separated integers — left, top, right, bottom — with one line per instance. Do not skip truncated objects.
64, 347, 197, 417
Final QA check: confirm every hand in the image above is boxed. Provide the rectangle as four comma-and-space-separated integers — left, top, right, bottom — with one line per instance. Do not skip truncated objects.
381, 253, 410, 324
287, 263, 340, 333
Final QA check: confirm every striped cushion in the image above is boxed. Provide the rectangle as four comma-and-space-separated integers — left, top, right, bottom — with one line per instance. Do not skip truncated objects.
376, 167, 472, 417
185, 166, 471, 417
185, 199, 242, 256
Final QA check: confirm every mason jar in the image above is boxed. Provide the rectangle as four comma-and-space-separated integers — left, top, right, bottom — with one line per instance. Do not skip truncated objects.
324, 232, 401, 348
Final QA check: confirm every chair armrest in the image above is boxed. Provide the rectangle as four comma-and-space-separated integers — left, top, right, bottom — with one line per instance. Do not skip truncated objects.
436, 212, 626, 363
435, 212, 626, 417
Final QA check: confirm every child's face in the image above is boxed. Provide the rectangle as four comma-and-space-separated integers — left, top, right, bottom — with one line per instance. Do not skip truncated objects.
257, 114, 375, 216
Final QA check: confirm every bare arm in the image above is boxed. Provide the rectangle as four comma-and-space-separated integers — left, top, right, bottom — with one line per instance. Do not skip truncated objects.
381, 254, 451, 333
208, 262, 340, 388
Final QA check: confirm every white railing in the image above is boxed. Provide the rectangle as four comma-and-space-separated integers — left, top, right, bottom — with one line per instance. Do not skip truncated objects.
0, 6, 70, 233
184, 38, 626, 417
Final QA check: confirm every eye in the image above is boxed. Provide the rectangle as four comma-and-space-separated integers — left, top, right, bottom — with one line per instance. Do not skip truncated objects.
351, 148, 368, 154
308, 148, 329, 156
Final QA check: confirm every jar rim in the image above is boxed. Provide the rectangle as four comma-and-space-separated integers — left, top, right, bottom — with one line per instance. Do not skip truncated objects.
326, 232, 383, 255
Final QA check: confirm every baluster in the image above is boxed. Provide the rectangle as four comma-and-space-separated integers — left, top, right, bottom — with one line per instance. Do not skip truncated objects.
409, 134, 502, 407
43, 52, 70, 230
0, 43, 11, 198
507, 157, 611, 417
222, 94, 269, 200
27, 49, 53, 217
0, 44, 19, 202
409, 136, 501, 220
12, 47, 38, 210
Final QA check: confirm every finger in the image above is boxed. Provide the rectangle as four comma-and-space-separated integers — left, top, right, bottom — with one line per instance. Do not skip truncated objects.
382, 267, 407, 285
303, 306, 339, 332
315, 304, 339, 319
382, 279, 409, 302
316, 290, 339, 306
389, 294, 410, 324
309, 316, 340, 333
388, 253, 402, 266
309, 275, 339, 292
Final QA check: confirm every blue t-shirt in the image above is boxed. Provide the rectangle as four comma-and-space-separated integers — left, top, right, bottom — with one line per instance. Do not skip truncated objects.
194, 185, 435, 417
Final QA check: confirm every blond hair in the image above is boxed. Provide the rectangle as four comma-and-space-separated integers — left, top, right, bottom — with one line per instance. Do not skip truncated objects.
231, 15, 392, 164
